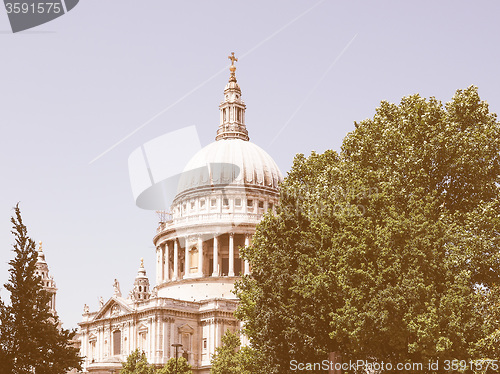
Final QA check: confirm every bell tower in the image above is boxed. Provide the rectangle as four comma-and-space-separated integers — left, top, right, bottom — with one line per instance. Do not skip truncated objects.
131, 258, 151, 301
35, 241, 58, 315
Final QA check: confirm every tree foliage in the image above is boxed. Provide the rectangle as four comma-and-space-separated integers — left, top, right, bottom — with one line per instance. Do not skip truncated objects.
120, 349, 192, 374
120, 349, 156, 374
209, 330, 260, 374
157, 356, 192, 374
0, 204, 82, 374
235, 86, 500, 373
0, 297, 14, 374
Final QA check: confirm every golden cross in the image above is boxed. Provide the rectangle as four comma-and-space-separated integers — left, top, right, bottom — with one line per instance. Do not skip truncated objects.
228, 52, 238, 66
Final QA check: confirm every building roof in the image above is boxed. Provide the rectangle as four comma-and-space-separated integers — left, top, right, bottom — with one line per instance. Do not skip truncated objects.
175, 138, 283, 198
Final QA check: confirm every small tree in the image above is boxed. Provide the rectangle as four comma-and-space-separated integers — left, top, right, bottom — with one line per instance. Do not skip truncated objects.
210, 331, 259, 374
157, 356, 192, 374
0, 204, 81, 374
120, 349, 155, 374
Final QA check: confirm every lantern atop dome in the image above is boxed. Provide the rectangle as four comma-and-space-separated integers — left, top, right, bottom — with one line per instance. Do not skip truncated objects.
216, 52, 249, 141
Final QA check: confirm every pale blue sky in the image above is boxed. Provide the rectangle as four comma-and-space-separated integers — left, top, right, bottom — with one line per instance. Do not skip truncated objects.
0, 0, 499, 328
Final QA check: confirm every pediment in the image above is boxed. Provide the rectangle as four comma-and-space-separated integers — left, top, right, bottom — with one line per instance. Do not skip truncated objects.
93, 297, 133, 321
178, 323, 194, 334
137, 323, 148, 332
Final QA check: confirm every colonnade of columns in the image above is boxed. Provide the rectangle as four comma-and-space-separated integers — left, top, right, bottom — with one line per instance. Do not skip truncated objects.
156, 233, 251, 284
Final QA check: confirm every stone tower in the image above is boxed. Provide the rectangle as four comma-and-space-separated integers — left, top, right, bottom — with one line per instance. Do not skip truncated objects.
35, 241, 57, 315
131, 258, 151, 301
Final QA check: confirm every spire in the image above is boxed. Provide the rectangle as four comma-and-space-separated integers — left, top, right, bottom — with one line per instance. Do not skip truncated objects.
137, 257, 146, 277
131, 258, 150, 301
228, 52, 238, 83
216, 52, 249, 141
37, 240, 46, 263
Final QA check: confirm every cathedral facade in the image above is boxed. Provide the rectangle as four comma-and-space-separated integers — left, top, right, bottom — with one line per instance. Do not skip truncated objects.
78, 56, 283, 373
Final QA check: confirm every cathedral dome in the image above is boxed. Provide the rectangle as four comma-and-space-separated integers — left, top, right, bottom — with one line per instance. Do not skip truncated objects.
175, 138, 282, 198
173, 52, 282, 200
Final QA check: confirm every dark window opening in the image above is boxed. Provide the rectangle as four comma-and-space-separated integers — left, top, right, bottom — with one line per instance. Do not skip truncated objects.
222, 258, 229, 276
113, 330, 121, 356
209, 258, 214, 275
234, 257, 242, 275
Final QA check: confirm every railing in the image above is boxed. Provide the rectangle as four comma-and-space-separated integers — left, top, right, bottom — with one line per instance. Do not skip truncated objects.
157, 212, 263, 232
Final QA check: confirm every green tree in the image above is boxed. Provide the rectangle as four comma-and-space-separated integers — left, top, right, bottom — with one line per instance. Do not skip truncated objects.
0, 297, 14, 374
235, 86, 500, 373
157, 356, 192, 374
209, 330, 260, 374
120, 349, 155, 374
0, 204, 82, 374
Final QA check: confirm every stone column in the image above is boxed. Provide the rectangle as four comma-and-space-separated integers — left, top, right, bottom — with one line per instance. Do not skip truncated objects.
156, 246, 161, 284
81, 332, 87, 368
198, 236, 204, 277
212, 235, 219, 277
160, 244, 165, 284
170, 322, 176, 356
127, 322, 132, 354
228, 233, 234, 276
165, 242, 170, 281
164, 319, 171, 361
173, 239, 178, 280
184, 237, 189, 278
156, 316, 163, 363
244, 234, 250, 275
149, 318, 153, 359
97, 327, 102, 361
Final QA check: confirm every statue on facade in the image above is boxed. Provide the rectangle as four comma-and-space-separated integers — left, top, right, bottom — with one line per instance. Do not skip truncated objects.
83, 304, 89, 313
113, 279, 122, 297
151, 287, 157, 298
99, 296, 104, 308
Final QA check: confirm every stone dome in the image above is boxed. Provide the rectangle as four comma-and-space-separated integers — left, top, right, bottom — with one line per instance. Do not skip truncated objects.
175, 138, 283, 198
